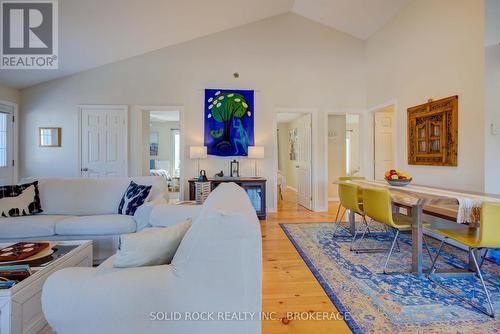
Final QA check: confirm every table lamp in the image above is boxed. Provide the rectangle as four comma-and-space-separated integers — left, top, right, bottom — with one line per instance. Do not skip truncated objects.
248, 146, 264, 176
190, 146, 207, 175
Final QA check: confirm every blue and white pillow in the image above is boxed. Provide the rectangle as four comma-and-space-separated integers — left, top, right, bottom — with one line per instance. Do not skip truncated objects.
118, 181, 152, 216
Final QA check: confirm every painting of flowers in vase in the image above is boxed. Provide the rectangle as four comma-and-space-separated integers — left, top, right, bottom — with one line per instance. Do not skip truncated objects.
204, 89, 254, 156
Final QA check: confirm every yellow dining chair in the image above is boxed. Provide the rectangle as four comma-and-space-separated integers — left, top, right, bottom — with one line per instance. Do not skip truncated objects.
427, 202, 500, 318
359, 187, 433, 273
332, 176, 365, 234
332, 181, 369, 244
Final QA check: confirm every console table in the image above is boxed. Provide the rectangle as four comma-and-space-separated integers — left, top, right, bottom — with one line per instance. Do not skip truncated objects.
188, 177, 267, 219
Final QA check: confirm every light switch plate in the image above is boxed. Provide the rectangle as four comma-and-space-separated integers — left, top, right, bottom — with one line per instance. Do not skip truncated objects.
491, 123, 499, 135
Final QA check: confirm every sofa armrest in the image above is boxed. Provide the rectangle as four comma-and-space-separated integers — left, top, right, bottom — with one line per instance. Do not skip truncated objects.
149, 204, 203, 227
42, 264, 178, 334
42, 262, 260, 334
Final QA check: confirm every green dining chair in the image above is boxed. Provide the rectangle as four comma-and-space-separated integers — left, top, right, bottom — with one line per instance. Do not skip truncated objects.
427, 202, 500, 318
360, 187, 433, 273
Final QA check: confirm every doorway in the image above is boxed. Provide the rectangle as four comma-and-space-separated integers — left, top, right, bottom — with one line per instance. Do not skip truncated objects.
373, 105, 395, 180
79, 105, 128, 177
0, 101, 16, 186
327, 114, 360, 201
276, 112, 312, 211
140, 109, 182, 202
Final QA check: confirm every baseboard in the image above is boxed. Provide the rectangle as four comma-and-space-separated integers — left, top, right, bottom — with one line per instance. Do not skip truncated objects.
328, 197, 339, 202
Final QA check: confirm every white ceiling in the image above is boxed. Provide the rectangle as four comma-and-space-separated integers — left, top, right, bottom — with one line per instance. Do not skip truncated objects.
292, 0, 411, 40
0, 0, 412, 89
0, 0, 293, 88
150, 111, 180, 123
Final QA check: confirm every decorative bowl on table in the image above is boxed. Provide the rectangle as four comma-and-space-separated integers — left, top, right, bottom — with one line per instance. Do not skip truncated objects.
384, 169, 412, 187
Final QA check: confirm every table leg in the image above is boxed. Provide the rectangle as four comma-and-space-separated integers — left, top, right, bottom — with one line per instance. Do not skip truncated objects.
411, 203, 423, 274
348, 210, 356, 235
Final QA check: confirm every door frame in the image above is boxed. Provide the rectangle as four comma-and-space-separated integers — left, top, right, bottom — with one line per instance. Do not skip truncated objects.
77, 104, 129, 177
134, 105, 185, 200
368, 100, 398, 179
273, 108, 317, 212
0, 99, 18, 183
323, 110, 364, 203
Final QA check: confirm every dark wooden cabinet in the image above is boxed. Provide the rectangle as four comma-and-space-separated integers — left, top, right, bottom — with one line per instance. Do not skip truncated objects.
188, 178, 267, 220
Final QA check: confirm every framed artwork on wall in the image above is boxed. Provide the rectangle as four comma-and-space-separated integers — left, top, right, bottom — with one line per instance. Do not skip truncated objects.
204, 89, 254, 156
149, 131, 159, 156
407, 95, 458, 166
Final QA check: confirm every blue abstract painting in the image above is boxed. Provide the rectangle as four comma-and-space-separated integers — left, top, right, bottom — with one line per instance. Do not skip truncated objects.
204, 89, 254, 156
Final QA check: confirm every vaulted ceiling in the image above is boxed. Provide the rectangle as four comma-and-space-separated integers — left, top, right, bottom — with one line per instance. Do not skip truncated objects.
0, 0, 412, 88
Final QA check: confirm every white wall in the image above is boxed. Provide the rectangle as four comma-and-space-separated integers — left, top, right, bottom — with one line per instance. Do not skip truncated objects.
19, 13, 366, 212
485, 45, 500, 194
366, 0, 485, 192
328, 115, 346, 199
277, 122, 293, 187
0, 83, 20, 104
346, 116, 360, 176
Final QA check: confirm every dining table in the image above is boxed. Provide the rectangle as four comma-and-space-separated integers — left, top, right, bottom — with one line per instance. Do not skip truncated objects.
339, 179, 500, 274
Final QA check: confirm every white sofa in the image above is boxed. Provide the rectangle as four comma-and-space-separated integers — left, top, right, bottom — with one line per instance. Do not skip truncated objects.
41, 182, 262, 334
0, 176, 169, 263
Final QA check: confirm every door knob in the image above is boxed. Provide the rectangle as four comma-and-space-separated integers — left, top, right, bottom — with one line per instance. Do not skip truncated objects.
81, 167, 89, 172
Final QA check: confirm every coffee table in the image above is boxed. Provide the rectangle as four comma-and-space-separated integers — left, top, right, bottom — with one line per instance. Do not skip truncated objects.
0, 240, 92, 334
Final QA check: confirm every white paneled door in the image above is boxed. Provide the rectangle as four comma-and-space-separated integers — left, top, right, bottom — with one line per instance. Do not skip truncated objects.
0, 103, 14, 186
296, 114, 312, 210
80, 105, 128, 177
374, 110, 395, 180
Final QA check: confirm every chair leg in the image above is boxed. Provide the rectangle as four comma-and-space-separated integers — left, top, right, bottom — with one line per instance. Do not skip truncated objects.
478, 249, 489, 269
392, 228, 401, 252
383, 229, 399, 274
356, 216, 370, 243
470, 249, 495, 318
332, 207, 346, 237
428, 239, 445, 275
422, 236, 433, 261
350, 216, 370, 251
331, 204, 341, 234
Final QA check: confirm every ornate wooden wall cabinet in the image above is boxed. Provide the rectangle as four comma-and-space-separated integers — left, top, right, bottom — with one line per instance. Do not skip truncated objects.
407, 96, 458, 166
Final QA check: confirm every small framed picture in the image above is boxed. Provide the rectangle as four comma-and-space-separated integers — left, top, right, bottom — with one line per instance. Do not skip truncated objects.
149, 131, 159, 156
39, 128, 61, 147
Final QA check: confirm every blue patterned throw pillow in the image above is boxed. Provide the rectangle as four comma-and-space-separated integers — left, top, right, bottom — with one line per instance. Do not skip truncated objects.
118, 181, 152, 215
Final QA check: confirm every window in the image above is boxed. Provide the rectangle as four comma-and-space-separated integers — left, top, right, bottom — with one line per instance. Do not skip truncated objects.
173, 130, 180, 176
0, 113, 8, 167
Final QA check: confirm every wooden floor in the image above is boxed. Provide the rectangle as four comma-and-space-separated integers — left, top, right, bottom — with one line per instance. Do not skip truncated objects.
261, 189, 351, 333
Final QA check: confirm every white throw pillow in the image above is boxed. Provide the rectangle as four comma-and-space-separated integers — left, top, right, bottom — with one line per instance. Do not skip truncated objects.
113, 219, 191, 268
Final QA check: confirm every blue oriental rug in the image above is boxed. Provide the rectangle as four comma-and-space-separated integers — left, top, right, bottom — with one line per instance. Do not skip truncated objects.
280, 223, 500, 333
